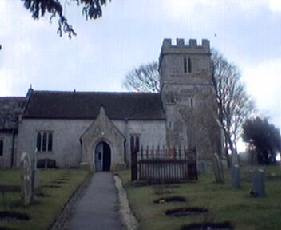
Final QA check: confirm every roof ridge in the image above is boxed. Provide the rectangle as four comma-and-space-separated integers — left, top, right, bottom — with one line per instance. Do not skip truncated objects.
33, 90, 159, 95
0, 97, 27, 100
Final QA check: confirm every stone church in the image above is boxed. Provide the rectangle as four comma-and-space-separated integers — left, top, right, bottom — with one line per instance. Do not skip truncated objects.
0, 38, 221, 171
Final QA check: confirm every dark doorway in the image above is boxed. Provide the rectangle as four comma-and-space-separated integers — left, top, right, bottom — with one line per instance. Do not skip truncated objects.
94, 141, 111, 172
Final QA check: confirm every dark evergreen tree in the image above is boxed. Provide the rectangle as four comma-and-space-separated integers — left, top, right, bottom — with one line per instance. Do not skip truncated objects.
21, 0, 110, 37
242, 117, 281, 164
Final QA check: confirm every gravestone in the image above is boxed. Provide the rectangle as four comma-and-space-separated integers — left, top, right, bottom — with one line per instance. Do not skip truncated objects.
231, 164, 240, 188
198, 161, 208, 174
20, 152, 32, 205
252, 169, 266, 197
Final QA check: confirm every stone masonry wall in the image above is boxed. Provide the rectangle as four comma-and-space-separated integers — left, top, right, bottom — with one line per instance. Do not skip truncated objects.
17, 119, 166, 168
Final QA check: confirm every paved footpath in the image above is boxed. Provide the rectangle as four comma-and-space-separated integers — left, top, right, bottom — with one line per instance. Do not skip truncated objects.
69, 172, 123, 230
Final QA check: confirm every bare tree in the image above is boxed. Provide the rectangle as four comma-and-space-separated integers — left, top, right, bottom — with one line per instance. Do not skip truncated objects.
211, 50, 255, 165
123, 61, 160, 93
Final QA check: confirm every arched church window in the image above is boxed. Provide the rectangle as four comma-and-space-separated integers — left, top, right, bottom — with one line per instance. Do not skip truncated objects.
48, 133, 53, 152
36, 131, 53, 152
184, 57, 192, 73
188, 57, 192, 73
42, 133, 47, 152
36, 133, 41, 151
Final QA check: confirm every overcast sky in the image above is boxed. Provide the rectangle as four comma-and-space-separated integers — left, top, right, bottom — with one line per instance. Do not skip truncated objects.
0, 0, 280, 130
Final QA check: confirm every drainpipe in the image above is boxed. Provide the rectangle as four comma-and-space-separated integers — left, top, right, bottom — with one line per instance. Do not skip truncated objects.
124, 118, 129, 166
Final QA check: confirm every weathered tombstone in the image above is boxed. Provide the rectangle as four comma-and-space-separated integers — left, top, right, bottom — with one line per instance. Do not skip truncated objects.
212, 152, 224, 183
198, 161, 208, 174
231, 164, 240, 188
252, 169, 266, 197
20, 152, 32, 206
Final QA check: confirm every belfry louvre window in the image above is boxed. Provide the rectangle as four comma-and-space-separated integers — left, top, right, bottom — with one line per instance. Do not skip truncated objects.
36, 131, 53, 152
188, 57, 192, 73
184, 57, 192, 73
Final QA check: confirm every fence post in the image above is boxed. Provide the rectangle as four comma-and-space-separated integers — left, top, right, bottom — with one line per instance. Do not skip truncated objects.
188, 147, 198, 180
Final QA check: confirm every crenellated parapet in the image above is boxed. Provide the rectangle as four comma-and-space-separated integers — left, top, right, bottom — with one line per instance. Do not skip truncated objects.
161, 38, 210, 54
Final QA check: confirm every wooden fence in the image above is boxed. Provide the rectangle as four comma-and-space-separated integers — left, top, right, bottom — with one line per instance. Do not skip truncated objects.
131, 146, 197, 183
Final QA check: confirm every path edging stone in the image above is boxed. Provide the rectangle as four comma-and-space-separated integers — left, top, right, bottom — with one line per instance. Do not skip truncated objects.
114, 175, 138, 230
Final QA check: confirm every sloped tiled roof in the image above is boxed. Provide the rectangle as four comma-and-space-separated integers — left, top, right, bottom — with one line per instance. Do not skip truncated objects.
23, 91, 165, 120
0, 97, 27, 130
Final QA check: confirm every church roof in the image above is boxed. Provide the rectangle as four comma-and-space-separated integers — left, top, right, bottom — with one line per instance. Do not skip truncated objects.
0, 97, 27, 131
23, 91, 165, 120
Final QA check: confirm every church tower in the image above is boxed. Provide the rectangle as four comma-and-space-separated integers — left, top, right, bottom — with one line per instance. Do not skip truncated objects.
159, 38, 221, 161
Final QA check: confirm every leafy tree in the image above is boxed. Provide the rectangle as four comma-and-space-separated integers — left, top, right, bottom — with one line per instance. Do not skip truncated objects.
123, 50, 255, 166
21, 0, 110, 37
242, 117, 281, 164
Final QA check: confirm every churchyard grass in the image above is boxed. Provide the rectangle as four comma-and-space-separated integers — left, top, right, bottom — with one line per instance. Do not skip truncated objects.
118, 165, 281, 230
0, 169, 89, 230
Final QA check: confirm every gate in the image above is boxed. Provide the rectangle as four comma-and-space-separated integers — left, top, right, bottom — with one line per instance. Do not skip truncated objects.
131, 146, 197, 183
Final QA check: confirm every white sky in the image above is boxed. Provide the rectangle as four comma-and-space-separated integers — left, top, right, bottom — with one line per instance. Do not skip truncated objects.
0, 0, 280, 135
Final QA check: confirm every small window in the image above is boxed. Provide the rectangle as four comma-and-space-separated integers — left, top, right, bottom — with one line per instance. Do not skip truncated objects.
168, 121, 173, 129
0, 140, 3, 156
36, 131, 53, 152
184, 57, 192, 73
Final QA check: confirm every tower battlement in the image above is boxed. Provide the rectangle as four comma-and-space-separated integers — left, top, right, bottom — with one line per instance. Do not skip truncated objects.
161, 38, 210, 53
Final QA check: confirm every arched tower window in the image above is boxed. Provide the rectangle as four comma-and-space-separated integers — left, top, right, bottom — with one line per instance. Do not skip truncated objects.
184, 57, 192, 73
188, 57, 192, 73
184, 57, 187, 73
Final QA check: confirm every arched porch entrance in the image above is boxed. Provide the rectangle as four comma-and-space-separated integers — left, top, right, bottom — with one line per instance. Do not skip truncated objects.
94, 141, 111, 171
80, 107, 125, 171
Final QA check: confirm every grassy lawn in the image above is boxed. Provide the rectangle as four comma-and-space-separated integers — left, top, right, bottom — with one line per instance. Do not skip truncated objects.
118, 165, 281, 230
0, 169, 90, 230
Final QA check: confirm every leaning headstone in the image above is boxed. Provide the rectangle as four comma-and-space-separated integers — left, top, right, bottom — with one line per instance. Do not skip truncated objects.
252, 169, 266, 197
231, 164, 240, 188
20, 152, 32, 206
